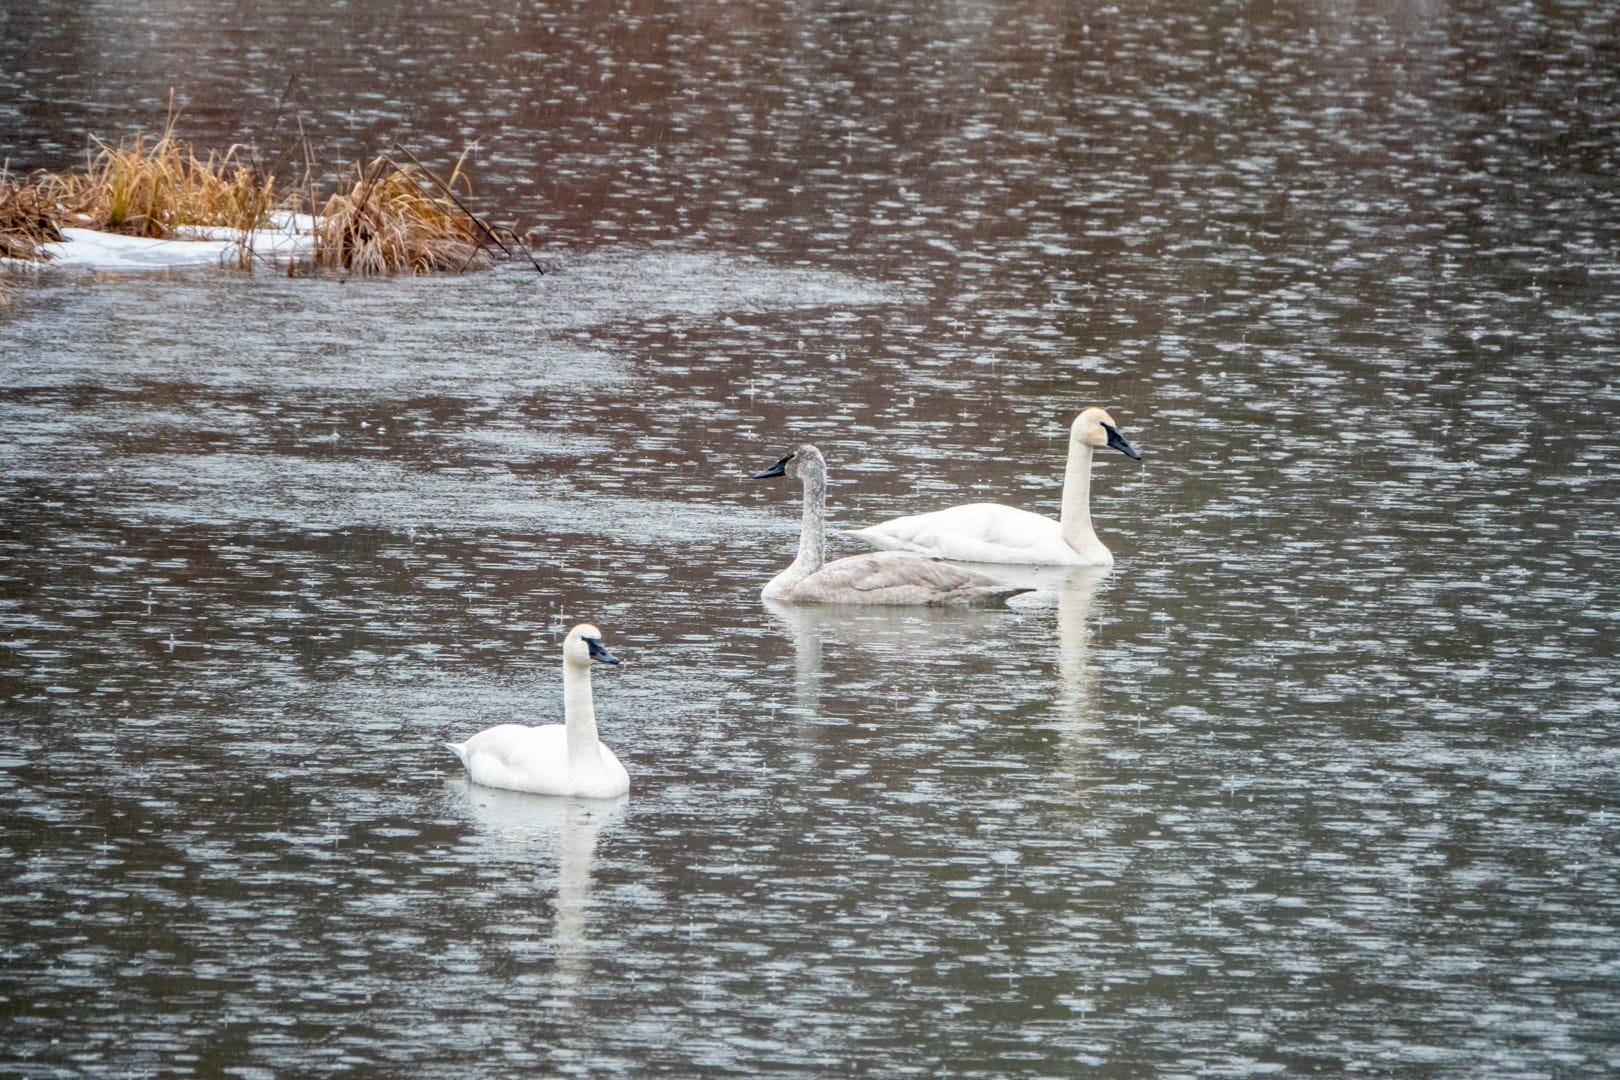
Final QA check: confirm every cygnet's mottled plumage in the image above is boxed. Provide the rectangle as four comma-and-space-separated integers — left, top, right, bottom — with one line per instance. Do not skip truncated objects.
752, 444, 1032, 607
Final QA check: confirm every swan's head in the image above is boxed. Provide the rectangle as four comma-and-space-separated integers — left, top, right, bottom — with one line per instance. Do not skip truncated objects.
1072, 407, 1141, 460
564, 623, 621, 667
752, 444, 826, 482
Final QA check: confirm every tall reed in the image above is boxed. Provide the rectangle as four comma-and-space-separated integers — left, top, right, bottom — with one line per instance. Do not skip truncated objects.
311, 155, 489, 275
1, 166, 64, 261
38, 122, 279, 239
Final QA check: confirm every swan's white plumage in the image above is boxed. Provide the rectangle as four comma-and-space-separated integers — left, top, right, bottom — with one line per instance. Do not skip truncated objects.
850, 407, 1140, 566
445, 624, 629, 798
853, 502, 1084, 565
446, 725, 628, 799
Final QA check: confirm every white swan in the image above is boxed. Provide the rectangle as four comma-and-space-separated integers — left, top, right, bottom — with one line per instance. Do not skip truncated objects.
752, 444, 1033, 606
849, 407, 1141, 566
445, 624, 629, 798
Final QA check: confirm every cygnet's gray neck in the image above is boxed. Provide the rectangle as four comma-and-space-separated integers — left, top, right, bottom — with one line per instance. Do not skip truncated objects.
795, 464, 828, 573
762, 461, 827, 600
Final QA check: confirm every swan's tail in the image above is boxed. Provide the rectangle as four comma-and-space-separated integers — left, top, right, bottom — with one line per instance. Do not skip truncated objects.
976, 584, 1038, 608
444, 741, 469, 768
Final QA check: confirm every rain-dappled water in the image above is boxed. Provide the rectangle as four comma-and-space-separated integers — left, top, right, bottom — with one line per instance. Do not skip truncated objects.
4, 1, 1620, 1076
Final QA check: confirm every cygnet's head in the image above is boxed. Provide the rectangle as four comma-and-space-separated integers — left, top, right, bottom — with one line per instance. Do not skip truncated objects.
751, 444, 826, 482
564, 623, 621, 667
1072, 407, 1141, 460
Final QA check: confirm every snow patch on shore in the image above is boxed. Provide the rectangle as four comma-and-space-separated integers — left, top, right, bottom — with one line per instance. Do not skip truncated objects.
26, 214, 317, 271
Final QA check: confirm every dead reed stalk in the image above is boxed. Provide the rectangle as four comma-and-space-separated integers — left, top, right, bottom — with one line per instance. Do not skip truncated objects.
38, 122, 279, 240
1, 166, 64, 261
311, 156, 489, 275
3, 113, 513, 275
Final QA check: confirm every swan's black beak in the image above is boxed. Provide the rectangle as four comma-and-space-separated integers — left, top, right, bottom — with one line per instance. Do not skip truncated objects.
585, 637, 621, 665
752, 453, 793, 479
1103, 423, 1141, 460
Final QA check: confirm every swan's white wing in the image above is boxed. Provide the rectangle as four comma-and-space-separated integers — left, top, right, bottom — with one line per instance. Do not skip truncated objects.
851, 503, 1082, 565
457, 723, 572, 795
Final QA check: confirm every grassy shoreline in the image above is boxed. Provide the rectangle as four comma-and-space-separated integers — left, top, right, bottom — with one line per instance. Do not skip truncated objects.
1, 120, 525, 275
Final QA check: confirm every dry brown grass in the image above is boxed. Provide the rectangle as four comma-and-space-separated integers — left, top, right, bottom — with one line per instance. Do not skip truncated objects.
35, 123, 279, 240
310, 155, 489, 275
1, 166, 65, 261
73, 136, 273, 238
3, 113, 511, 275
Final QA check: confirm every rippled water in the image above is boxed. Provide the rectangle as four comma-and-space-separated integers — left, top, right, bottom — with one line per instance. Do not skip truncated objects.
4, 1, 1619, 1076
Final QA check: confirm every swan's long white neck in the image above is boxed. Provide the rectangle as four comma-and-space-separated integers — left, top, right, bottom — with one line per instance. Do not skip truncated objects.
1058, 437, 1106, 559
562, 657, 600, 769
764, 460, 827, 599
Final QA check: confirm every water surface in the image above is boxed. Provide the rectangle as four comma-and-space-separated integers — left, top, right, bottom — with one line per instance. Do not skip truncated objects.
3, 1, 1618, 1076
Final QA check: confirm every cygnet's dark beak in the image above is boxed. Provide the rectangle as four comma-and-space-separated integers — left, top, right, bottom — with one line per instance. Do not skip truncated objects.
585, 637, 621, 665
752, 453, 794, 479
1103, 423, 1141, 460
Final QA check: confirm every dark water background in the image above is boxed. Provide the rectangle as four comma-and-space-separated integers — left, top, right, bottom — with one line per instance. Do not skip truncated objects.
3, 1, 1618, 1075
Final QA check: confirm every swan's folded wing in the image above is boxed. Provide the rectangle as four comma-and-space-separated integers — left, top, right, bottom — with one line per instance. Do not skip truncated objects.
461, 724, 572, 795
804, 553, 1029, 606
842, 553, 957, 592
852, 504, 1076, 564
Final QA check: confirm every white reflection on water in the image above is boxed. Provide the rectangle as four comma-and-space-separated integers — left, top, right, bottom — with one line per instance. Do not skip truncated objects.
764, 599, 1023, 699
1003, 566, 1112, 738
446, 779, 628, 1003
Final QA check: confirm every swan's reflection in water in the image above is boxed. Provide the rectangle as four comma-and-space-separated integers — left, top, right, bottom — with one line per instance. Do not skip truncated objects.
763, 563, 1109, 731
763, 598, 1012, 720
762, 599, 825, 723
977, 564, 1110, 713
447, 778, 627, 999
